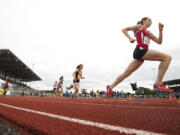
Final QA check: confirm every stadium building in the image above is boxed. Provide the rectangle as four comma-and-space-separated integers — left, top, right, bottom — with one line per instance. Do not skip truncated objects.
163, 79, 180, 92
0, 49, 41, 96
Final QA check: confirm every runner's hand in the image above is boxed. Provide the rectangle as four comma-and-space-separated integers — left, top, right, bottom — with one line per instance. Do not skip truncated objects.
159, 23, 164, 31
129, 38, 135, 43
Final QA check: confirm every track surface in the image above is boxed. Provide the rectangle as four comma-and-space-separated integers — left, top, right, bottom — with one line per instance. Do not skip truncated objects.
0, 97, 180, 135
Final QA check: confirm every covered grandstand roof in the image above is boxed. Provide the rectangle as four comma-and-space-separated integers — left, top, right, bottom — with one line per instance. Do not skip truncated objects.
0, 49, 41, 82
163, 79, 180, 85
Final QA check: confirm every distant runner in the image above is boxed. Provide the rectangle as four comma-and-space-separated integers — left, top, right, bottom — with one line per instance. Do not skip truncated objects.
52, 81, 58, 97
57, 76, 64, 97
69, 64, 85, 99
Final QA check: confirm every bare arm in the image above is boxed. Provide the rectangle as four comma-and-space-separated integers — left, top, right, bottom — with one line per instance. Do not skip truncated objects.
122, 24, 141, 43
80, 71, 85, 79
72, 69, 78, 77
151, 23, 164, 44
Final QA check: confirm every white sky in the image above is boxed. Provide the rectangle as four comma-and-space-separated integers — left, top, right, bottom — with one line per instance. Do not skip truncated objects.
0, 0, 180, 92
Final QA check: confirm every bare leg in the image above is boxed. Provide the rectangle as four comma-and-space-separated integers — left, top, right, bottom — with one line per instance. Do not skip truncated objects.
52, 89, 56, 97
110, 59, 143, 89
53, 89, 57, 97
57, 88, 59, 97
60, 87, 63, 97
73, 83, 79, 98
142, 49, 172, 84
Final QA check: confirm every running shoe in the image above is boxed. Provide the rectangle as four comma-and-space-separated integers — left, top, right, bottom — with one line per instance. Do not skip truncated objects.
106, 85, 112, 97
153, 83, 173, 92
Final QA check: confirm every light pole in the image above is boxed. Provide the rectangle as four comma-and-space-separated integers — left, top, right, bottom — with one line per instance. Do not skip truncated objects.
29, 63, 35, 88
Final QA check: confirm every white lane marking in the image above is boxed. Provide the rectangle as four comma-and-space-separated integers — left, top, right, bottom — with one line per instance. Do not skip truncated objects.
23, 98, 180, 110
0, 103, 165, 135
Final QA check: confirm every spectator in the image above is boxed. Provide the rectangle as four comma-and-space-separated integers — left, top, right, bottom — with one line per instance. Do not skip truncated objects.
94, 92, 96, 98
21, 91, 24, 96
40, 90, 43, 97
90, 90, 94, 98
3, 78, 8, 96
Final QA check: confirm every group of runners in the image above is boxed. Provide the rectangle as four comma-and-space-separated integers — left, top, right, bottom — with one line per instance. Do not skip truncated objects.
53, 17, 173, 99
53, 64, 85, 99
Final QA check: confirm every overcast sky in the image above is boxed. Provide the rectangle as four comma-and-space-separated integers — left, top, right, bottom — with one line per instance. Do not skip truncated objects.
0, 0, 180, 92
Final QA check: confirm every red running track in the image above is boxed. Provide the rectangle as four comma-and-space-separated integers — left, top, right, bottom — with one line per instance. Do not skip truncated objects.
0, 97, 180, 135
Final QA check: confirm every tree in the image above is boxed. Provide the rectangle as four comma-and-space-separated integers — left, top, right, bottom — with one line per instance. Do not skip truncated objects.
136, 87, 161, 95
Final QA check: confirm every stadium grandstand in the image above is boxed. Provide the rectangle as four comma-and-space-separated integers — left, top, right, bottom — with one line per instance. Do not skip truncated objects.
163, 79, 180, 92
0, 49, 41, 96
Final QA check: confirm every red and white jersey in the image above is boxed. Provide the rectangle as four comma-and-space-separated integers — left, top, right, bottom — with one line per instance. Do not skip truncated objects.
4, 83, 8, 89
135, 28, 152, 49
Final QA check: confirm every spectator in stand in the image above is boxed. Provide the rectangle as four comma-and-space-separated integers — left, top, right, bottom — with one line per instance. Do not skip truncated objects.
90, 90, 93, 98
3, 78, 8, 96
40, 90, 43, 97
21, 91, 24, 96
94, 92, 96, 98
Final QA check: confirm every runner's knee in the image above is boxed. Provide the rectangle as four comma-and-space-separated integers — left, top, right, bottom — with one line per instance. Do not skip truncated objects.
168, 55, 172, 61
165, 55, 172, 62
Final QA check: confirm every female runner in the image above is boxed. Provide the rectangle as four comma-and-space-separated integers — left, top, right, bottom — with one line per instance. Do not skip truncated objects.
107, 17, 173, 97
71, 64, 85, 99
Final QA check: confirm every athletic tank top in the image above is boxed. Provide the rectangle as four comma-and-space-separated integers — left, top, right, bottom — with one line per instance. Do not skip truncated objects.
59, 81, 63, 85
4, 83, 8, 89
136, 28, 152, 49
75, 70, 80, 80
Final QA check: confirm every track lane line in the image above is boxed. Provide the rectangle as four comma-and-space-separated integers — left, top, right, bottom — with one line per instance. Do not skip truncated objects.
0, 103, 166, 135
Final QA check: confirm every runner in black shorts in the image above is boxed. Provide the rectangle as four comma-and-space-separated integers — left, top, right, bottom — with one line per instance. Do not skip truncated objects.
106, 17, 173, 97
70, 64, 85, 99
133, 47, 148, 62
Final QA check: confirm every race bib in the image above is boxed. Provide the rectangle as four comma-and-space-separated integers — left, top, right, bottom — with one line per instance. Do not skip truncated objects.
144, 36, 150, 46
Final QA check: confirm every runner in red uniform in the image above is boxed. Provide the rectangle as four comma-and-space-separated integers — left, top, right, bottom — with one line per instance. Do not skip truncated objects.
3, 78, 8, 96
106, 17, 173, 97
